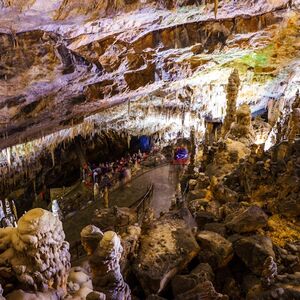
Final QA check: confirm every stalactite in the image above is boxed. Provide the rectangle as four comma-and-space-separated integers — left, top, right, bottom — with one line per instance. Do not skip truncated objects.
50, 147, 55, 167
127, 134, 131, 149
128, 99, 131, 116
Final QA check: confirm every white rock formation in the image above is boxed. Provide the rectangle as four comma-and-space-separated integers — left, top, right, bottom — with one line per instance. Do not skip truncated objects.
83, 230, 131, 300
0, 208, 70, 294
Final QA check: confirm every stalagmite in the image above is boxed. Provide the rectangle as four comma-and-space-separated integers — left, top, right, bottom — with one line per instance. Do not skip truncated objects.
222, 69, 240, 138
261, 256, 278, 287
81, 229, 131, 300
0, 208, 70, 294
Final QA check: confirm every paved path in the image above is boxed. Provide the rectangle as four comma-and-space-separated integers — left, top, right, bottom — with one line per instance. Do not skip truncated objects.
63, 164, 179, 243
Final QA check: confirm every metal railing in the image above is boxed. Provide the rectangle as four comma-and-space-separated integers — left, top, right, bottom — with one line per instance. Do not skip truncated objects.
129, 183, 154, 225
70, 183, 154, 263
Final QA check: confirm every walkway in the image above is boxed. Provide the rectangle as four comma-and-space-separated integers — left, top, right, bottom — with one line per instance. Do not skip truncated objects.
63, 164, 179, 243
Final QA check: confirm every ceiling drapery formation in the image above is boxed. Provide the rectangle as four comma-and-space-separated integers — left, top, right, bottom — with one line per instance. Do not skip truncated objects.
0, 0, 299, 167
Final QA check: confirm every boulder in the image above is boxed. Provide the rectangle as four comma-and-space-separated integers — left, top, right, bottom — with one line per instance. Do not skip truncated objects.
175, 280, 229, 300
204, 223, 227, 237
171, 263, 213, 296
188, 189, 211, 201
133, 215, 200, 295
191, 263, 214, 280
195, 211, 217, 229
225, 206, 268, 233
196, 231, 233, 269
233, 235, 275, 275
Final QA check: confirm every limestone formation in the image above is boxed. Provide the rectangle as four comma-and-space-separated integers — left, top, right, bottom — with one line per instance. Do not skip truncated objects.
0, 1, 300, 299
261, 256, 278, 288
222, 69, 241, 138
133, 213, 200, 295
196, 231, 233, 269
225, 205, 268, 233
82, 230, 131, 300
0, 208, 70, 294
227, 103, 255, 145
0, 285, 4, 300
81, 225, 104, 256
287, 91, 300, 142
233, 235, 275, 276
66, 267, 94, 299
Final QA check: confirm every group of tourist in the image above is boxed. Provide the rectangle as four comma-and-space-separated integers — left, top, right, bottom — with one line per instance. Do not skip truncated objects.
81, 150, 147, 203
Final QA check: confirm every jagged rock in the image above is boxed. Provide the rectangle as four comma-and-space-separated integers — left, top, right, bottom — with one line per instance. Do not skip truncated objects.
233, 235, 275, 275
124, 63, 155, 90
210, 177, 239, 204
171, 263, 214, 296
191, 263, 215, 281
204, 223, 227, 237
195, 174, 210, 190
194, 211, 218, 229
225, 206, 268, 233
133, 215, 200, 295
120, 225, 141, 263
247, 272, 300, 300
188, 188, 211, 201
0, 208, 70, 293
196, 231, 233, 269
175, 280, 229, 300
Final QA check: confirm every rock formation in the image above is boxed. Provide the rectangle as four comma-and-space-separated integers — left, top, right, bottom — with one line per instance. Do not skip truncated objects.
261, 256, 278, 288
81, 228, 131, 300
133, 212, 200, 295
227, 103, 255, 145
0, 208, 70, 296
222, 69, 241, 138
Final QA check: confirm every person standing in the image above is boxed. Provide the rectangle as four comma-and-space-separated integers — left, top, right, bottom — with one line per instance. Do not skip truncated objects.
103, 186, 109, 209
93, 182, 100, 202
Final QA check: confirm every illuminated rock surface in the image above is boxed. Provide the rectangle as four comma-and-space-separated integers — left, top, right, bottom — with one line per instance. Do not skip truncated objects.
0, 1, 299, 299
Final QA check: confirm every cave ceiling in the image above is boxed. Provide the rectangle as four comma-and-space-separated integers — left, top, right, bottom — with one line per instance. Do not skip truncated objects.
0, 0, 300, 161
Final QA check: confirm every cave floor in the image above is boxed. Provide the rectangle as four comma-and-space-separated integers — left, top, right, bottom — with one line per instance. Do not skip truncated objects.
63, 164, 179, 243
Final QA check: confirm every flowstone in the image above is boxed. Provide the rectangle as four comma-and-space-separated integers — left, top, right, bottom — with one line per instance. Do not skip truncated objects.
0, 208, 70, 295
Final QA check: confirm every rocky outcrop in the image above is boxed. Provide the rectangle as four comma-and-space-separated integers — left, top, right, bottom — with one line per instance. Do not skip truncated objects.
0, 208, 70, 294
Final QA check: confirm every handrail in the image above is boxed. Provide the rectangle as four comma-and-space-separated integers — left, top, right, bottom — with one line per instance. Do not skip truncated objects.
129, 183, 153, 209
70, 183, 154, 263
